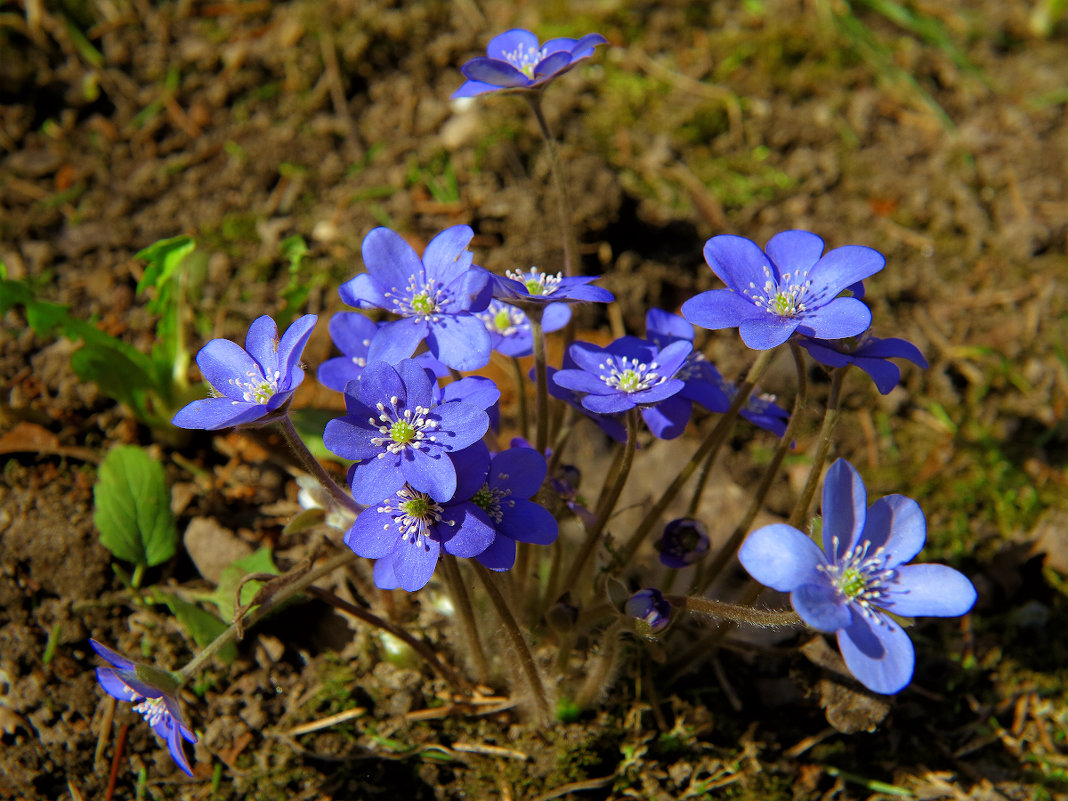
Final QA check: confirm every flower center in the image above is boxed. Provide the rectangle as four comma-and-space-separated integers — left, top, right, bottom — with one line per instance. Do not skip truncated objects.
599, 355, 663, 394
742, 266, 814, 318
507, 268, 562, 297
819, 536, 897, 617
133, 696, 167, 728
478, 301, 527, 338
502, 45, 546, 79
368, 396, 439, 456
384, 277, 448, 320
377, 486, 451, 551
228, 369, 280, 405
471, 481, 513, 524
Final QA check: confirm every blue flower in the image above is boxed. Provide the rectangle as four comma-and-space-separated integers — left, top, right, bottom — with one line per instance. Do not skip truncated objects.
645, 309, 731, 415
738, 459, 976, 694
799, 333, 927, 394
317, 312, 378, 392
625, 588, 672, 636
89, 639, 197, 777
552, 337, 693, 439
339, 226, 493, 371
477, 299, 571, 357
545, 360, 627, 443
323, 360, 489, 506
452, 29, 608, 99
493, 267, 614, 307
656, 518, 711, 568
346, 445, 496, 592
172, 314, 316, 430
469, 446, 559, 572
681, 230, 885, 350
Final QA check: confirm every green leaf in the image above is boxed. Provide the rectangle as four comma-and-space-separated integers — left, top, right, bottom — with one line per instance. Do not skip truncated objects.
136, 236, 195, 300
208, 547, 280, 620
154, 592, 237, 663
93, 445, 178, 568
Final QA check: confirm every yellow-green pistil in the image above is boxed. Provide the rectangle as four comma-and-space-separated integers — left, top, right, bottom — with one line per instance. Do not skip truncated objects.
742, 266, 814, 318
409, 291, 436, 316
369, 397, 439, 455
600, 355, 664, 394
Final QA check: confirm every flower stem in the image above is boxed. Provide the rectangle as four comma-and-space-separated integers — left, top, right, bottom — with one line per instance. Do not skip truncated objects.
177, 549, 356, 683
696, 343, 809, 592
473, 562, 552, 723
509, 356, 531, 442
613, 348, 776, 573
561, 408, 640, 593
440, 555, 491, 686
788, 366, 846, 530
669, 595, 802, 628
528, 309, 551, 455
525, 93, 576, 277
275, 414, 362, 515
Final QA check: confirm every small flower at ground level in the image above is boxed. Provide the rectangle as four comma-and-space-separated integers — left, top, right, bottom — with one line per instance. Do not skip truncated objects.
317, 312, 378, 392
469, 446, 559, 571
452, 29, 609, 99
682, 230, 885, 350
338, 226, 493, 371
799, 333, 927, 395
172, 314, 316, 430
323, 360, 489, 505
346, 444, 495, 592
552, 336, 693, 439
477, 299, 571, 357
656, 518, 711, 568
737, 459, 976, 694
493, 267, 614, 308
625, 588, 672, 636
89, 639, 197, 777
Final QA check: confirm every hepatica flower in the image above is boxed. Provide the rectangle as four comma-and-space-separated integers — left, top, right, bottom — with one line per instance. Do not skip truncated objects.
656, 518, 711, 568
494, 267, 614, 308
172, 314, 316, 430
682, 230, 885, 350
477, 299, 571, 358
339, 225, 493, 371
317, 312, 378, 392
625, 588, 672, 636
89, 639, 196, 777
452, 28, 609, 99
324, 360, 489, 506
738, 459, 976, 694
799, 333, 927, 395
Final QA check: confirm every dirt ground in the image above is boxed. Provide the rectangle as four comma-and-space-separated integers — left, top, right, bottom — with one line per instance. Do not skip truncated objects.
2, 1, 1067, 799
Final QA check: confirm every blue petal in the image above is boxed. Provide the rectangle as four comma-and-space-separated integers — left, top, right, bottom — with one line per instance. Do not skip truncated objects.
858, 336, 927, 367
431, 402, 490, 451
441, 376, 500, 410
808, 245, 885, 298
764, 230, 825, 276
196, 338, 261, 401
90, 639, 135, 670
338, 272, 389, 309
533, 50, 572, 79
425, 314, 492, 371
569, 32, 609, 55
500, 500, 558, 545
703, 234, 775, 290
396, 358, 434, 409
451, 79, 504, 99
822, 459, 868, 559
641, 394, 691, 440
629, 377, 685, 406
276, 314, 317, 389
329, 311, 378, 355
165, 720, 195, 777
95, 668, 141, 702
474, 535, 516, 571
322, 415, 379, 461
882, 564, 977, 617
540, 36, 577, 54
798, 297, 872, 340
450, 442, 491, 500
356, 361, 405, 408
837, 613, 915, 694
682, 289, 766, 332
486, 29, 540, 60
797, 338, 853, 368
559, 283, 614, 303
654, 339, 694, 376
171, 398, 265, 430
852, 356, 902, 395
440, 504, 495, 557
392, 536, 441, 592
737, 523, 826, 591
646, 308, 694, 342
460, 57, 531, 88
244, 315, 280, 377
348, 455, 406, 506
490, 447, 546, 497
344, 511, 399, 559
361, 227, 426, 293
318, 356, 363, 392
792, 582, 853, 632
737, 315, 801, 350
564, 341, 609, 375
367, 317, 429, 365
542, 301, 572, 332
583, 392, 636, 414
402, 448, 457, 502
372, 554, 401, 589
859, 494, 926, 567
422, 225, 474, 287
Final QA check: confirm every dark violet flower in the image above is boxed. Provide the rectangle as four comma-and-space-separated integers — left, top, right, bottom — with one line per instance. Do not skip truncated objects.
799, 333, 927, 395
681, 230, 885, 350
436, 373, 502, 432
470, 446, 559, 571
89, 639, 197, 777
346, 445, 495, 592
656, 518, 711, 568
477, 299, 571, 357
317, 312, 378, 392
323, 360, 489, 505
625, 588, 672, 636
172, 314, 316, 430
339, 225, 493, 371
738, 459, 976, 694
493, 267, 614, 308
552, 337, 693, 439
452, 29, 609, 99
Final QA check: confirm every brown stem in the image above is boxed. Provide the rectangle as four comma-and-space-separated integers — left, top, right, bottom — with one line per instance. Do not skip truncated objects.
440, 555, 490, 685
788, 366, 847, 530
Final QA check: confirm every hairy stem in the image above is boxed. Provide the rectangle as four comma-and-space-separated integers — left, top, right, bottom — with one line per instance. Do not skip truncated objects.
788, 366, 846, 530
525, 93, 576, 277
276, 414, 361, 515
509, 356, 531, 442
670, 595, 802, 628
440, 555, 490, 685
529, 309, 550, 455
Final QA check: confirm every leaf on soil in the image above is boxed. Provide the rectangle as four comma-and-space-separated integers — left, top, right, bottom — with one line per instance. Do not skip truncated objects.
154, 591, 237, 663
208, 547, 280, 620
93, 445, 178, 568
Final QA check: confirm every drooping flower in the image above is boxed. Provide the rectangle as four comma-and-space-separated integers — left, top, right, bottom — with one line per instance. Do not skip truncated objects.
737, 459, 977, 694
346, 444, 496, 592
323, 360, 489, 506
656, 518, 711, 569
452, 29, 609, 99
681, 230, 884, 350
552, 336, 693, 439
338, 226, 493, 371
89, 639, 197, 777
172, 314, 316, 430
317, 312, 378, 392
625, 588, 672, 636
493, 267, 614, 308
799, 333, 927, 395
477, 299, 571, 358
469, 446, 559, 571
